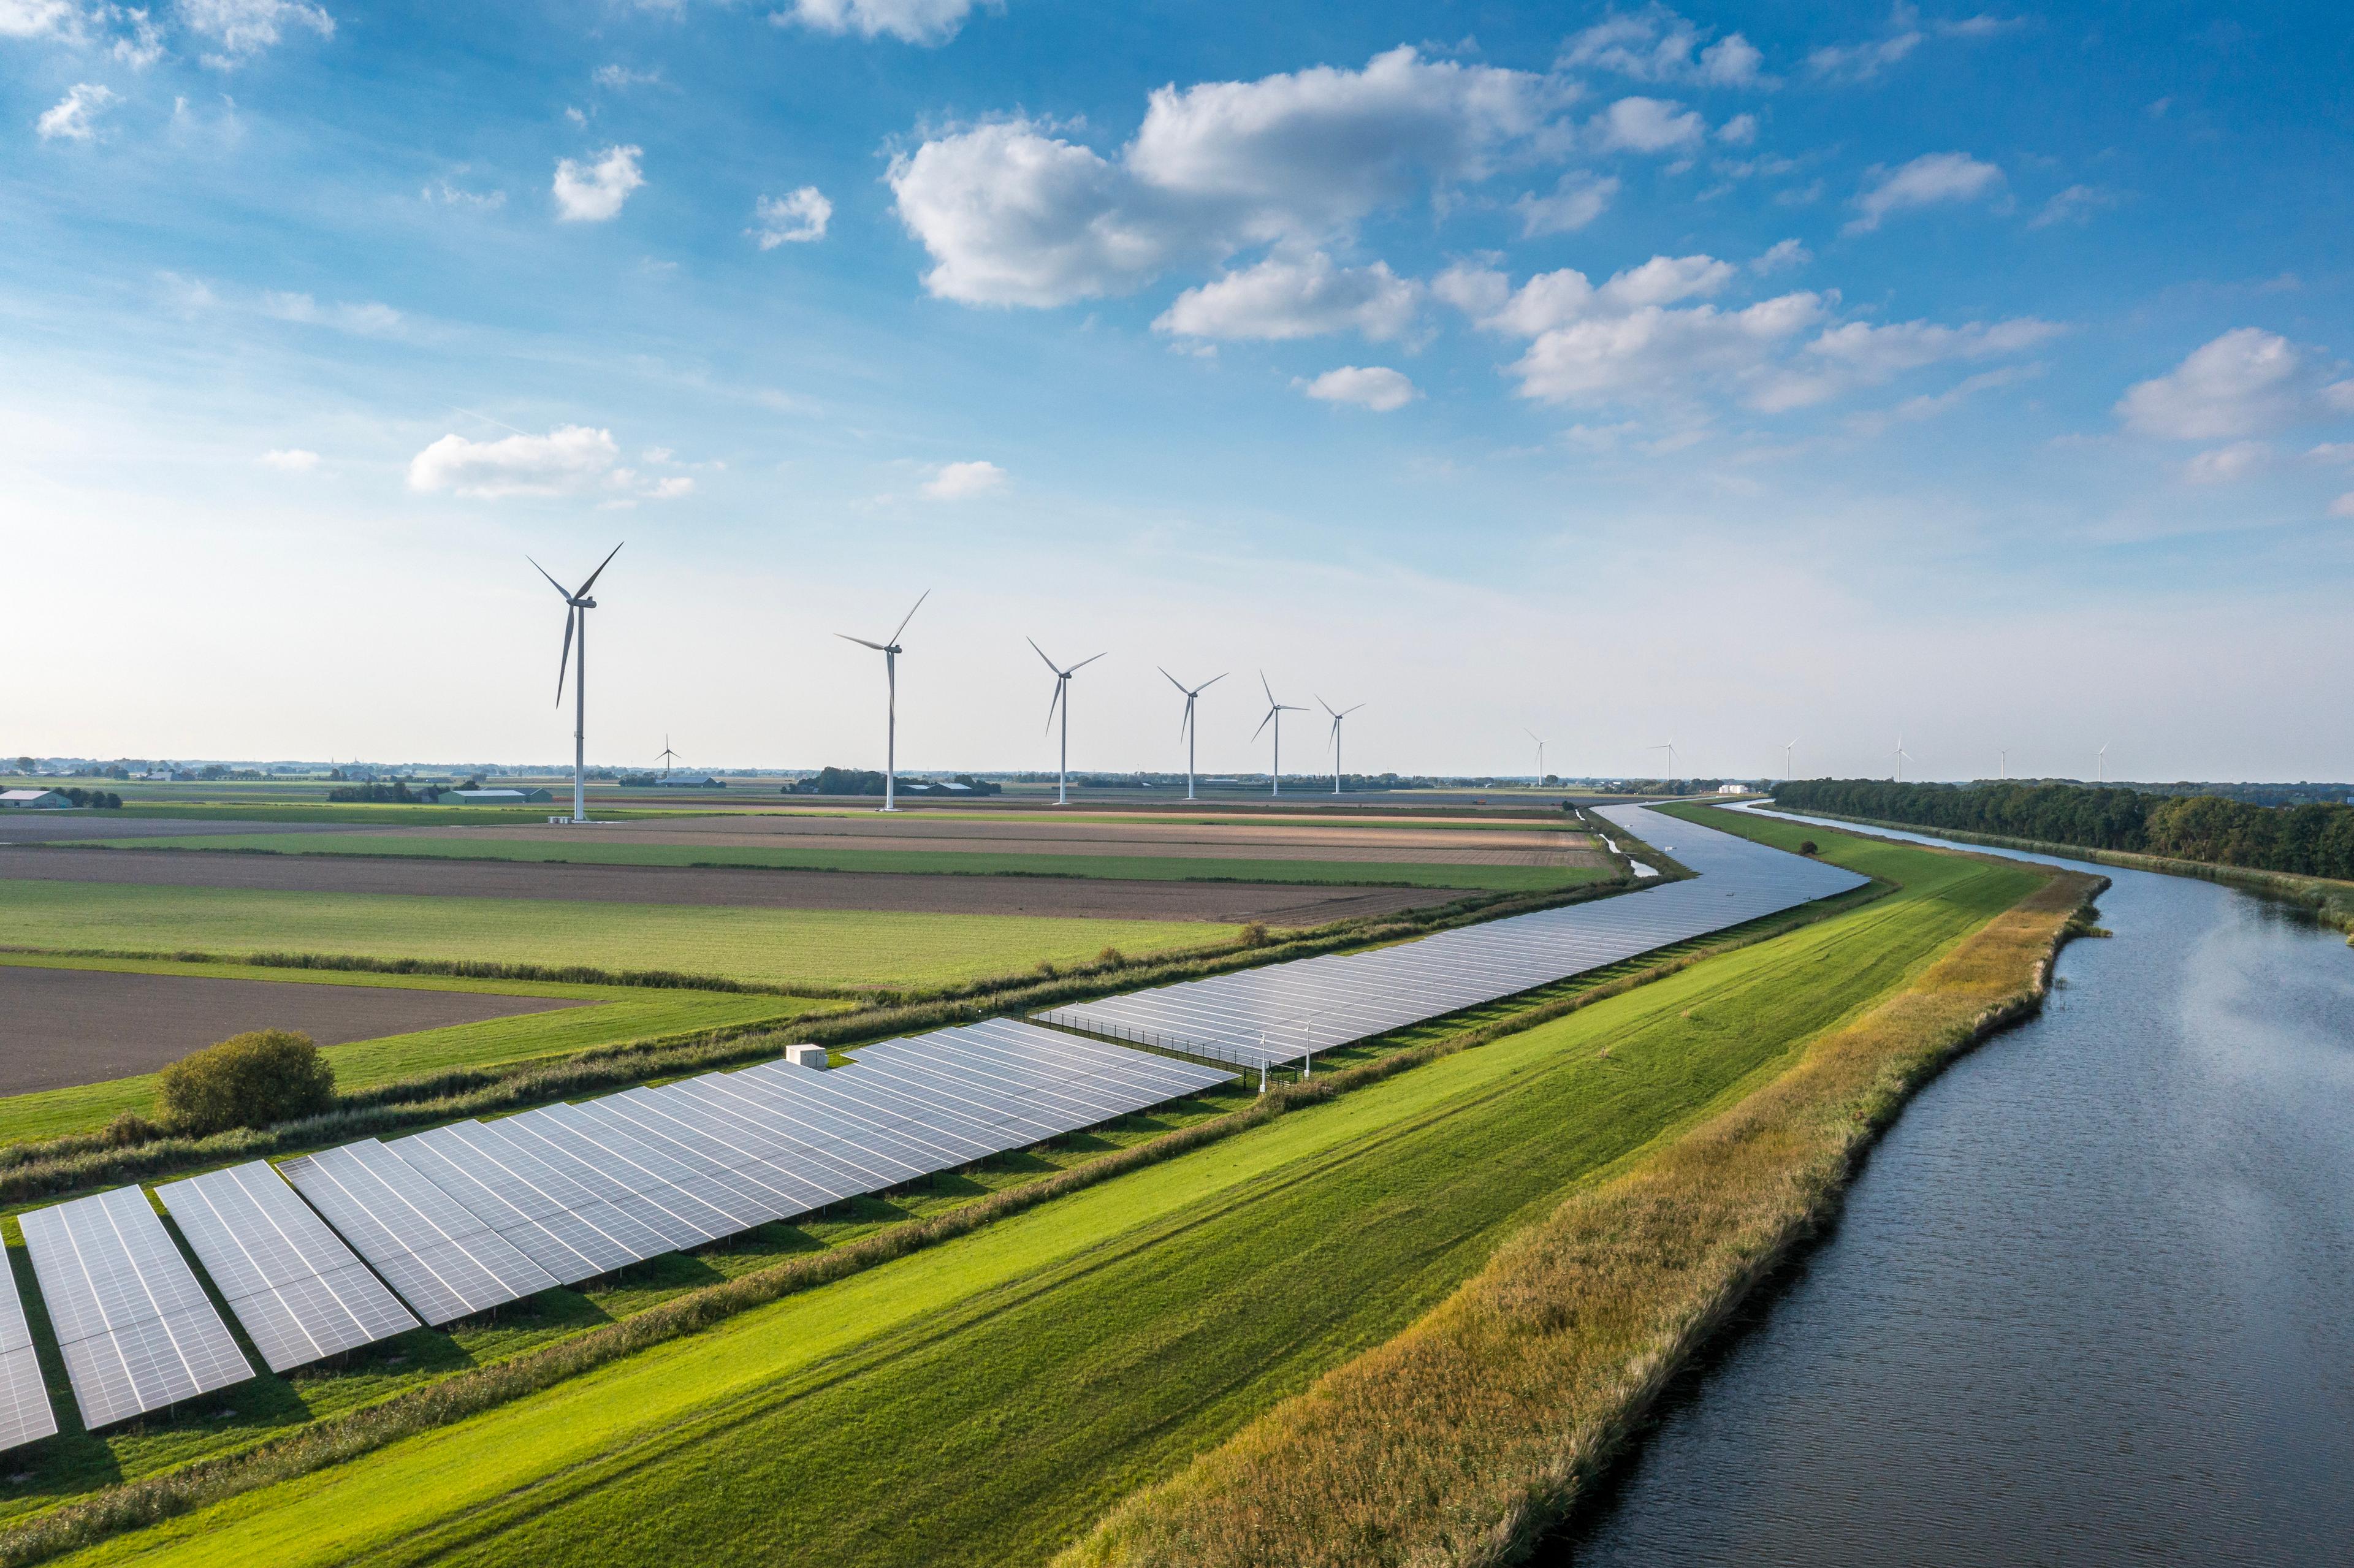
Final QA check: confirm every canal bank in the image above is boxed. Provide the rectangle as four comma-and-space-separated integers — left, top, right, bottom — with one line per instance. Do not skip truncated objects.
1555, 804, 2354, 1567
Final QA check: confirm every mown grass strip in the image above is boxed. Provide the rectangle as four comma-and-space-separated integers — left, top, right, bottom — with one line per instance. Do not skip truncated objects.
1060, 827, 2098, 1568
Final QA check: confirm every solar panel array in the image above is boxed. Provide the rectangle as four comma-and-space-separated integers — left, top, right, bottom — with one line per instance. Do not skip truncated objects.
18, 1186, 253, 1429
156, 1162, 419, 1372
1036, 804, 1868, 1067
277, 1141, 558, 1326
0, 1249, 56, 1453
260, 1023, 1230, 1314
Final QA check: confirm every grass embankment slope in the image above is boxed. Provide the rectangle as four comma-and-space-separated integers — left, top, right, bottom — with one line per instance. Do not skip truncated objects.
0, 880, 1238, 990
0, 955, 837, 1145
1066, 805, 2095, 1568
50, 822, 2043, 1568
77, 834, 1596, 894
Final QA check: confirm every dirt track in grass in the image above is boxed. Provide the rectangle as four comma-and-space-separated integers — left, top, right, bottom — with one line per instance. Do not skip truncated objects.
0, 848, 1452, 925
0, 965, 586, 1095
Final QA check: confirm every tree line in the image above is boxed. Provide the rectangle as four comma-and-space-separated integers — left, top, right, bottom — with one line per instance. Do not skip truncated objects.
1775, 778, 2354, 882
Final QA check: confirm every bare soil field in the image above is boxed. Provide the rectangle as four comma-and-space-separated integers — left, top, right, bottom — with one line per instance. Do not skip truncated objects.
0, 850, 1452, 925
0, 965, 585, 1095
0, 816, 373, 843
434, 813, 1610, 869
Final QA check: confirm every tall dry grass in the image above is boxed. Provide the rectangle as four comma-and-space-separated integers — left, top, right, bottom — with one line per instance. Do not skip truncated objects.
1062, 866, 2101, 1568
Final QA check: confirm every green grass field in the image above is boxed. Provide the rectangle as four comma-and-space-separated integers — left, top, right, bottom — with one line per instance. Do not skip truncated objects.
0, 954, 840, 1144
98, 805, 680, 826
43, 823, 2037, 1567
74, 834, 1600, 892
0, 880, 1241, 992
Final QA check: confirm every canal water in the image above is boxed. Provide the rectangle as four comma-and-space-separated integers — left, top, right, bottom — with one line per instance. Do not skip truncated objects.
1553, 809, 2354, 1566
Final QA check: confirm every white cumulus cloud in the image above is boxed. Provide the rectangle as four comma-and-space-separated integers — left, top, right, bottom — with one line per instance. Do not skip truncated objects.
1154, 253, 1419, 342
781, 0, 983, 45
1559, 7, 1766, 86
750, 186, 831, 247
2114, 328, 2345, 441
1592, 95, 1704, 153
179, 0, 333, 66
553, 144, 643, 222
1515, 170, 1618, 236
406, 424, 693, 501
0, 0, 80, 39
256, 447, 319, 471
922, 459, 1005, 499
35, 82, 116, 141
2181, 441, 2272, 485
888, 47, 1569, 308
1846, 151, 2003, 232
1297, 365, 1418, 411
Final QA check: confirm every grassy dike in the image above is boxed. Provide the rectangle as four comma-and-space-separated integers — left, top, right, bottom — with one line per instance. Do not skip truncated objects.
24, 820, 2045, 1568
1062, 806, 2100, 1568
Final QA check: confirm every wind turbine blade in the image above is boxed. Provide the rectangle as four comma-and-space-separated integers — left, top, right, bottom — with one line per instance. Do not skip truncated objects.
1252, 709, 1273, 742
1318, 696, 1336, 717
889, 589, 930, 647
1160, 667, 1189, 695
1027, 636, 1061, 675
1068, 652, 1107, 673
527, 556, 571, 599
554, 606, 576, 706
836, 633, 886, 650
1344, 703, 1365, 717
574, 541, 624, 598
1200, 672, 1226, 691
1043, 679, 1063, 735
1178, 701, 1193, 742
1260, 671, 1274, 706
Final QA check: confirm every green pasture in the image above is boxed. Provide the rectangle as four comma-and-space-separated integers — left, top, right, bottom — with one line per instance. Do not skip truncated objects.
0, 879, 1239, 991
70, 834, 1601, 892
46, 823, 2039, 1567
0, 954, 837, 1144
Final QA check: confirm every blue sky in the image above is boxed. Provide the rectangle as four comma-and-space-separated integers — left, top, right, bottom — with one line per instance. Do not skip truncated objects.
3, 0, 2350, 782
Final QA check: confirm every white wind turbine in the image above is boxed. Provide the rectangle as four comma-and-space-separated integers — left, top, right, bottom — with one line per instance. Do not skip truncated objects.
1160, 669, 1225, 801
1893, 733, 1913, 782
2097, 741, 2109, 783
1526, 728, 1548, 785
1999, 748, 2008, 780
835, 590, 928, 813
1030, 638, 1105, 807
1320, 697, 1365, 794
1647, 740, 1678, 778
1254, 673, 1306, 797
528, 542, 623, 825
1785, 739, 1797, 780
655, 735, 680, 780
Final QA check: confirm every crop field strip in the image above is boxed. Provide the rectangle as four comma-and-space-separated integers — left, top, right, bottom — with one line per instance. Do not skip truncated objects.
16, 1188, 251, 1432
153, 1163, 419, 1372
1038, 803, 1868, 1068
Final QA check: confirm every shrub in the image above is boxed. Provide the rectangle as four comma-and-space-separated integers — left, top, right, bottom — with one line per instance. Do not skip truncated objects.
1798, 840, 1819, 856
1240, 923, 1272, 948
158, 1030, 337, 1135
1096, 947, 1127, 968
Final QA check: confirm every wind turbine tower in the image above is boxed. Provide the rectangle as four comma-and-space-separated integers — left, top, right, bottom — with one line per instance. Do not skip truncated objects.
1254, 674, 1306, 797
834, 590, 929, 812
1030, 638, 1105, 807
1894, 734, 1913, 782
528, 542, 623, 825
1526, 729, 1548, 785
1648, 740, 1678, 778
1320, 697, 1365, 794
2097, 742, 2109, 783
1160, 669, 1225, 801
1785, 739, 1797, 780
656, 735, 680, 780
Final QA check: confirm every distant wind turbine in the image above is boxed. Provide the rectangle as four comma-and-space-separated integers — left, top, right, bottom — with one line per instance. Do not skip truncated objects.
1253, 674, 1306, 797
1999, 748, 2008, 780
1893, 733, 1913, 782
2097, 741, 2109, 783
1030, 638, 1105, 807
1647, 740, 1678, 777
1160, 669, 1225, 801
1526, 728, 1548, 785
835, 590, 928, 813
1785, 739, 1797, 780
528, 542, 623, 824
1320, 697, 1365, 794
655, 735, 680, 779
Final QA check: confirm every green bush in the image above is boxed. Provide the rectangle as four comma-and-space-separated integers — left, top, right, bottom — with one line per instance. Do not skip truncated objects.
158, 1029, 337, 1135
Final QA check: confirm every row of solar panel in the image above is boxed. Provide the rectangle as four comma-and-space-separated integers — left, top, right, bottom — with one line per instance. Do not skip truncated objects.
0, 1021, 1232, 1441
1037, 804, 1870, 1068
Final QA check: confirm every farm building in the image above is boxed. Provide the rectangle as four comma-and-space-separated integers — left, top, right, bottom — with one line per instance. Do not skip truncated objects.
656, 775, 726, 788
0, 790, 70, 809
441, 788, 554, 804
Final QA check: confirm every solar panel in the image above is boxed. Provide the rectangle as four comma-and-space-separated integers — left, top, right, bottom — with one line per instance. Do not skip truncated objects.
458, 1113, 717, 1254
155, 1162, 419, 1372
384, 1127, 647, 1285
277, 1141, 557, 1325
18, 1186, 252, 1428
0, 1247, 56, 1452
1036, 804, 1867, 1067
